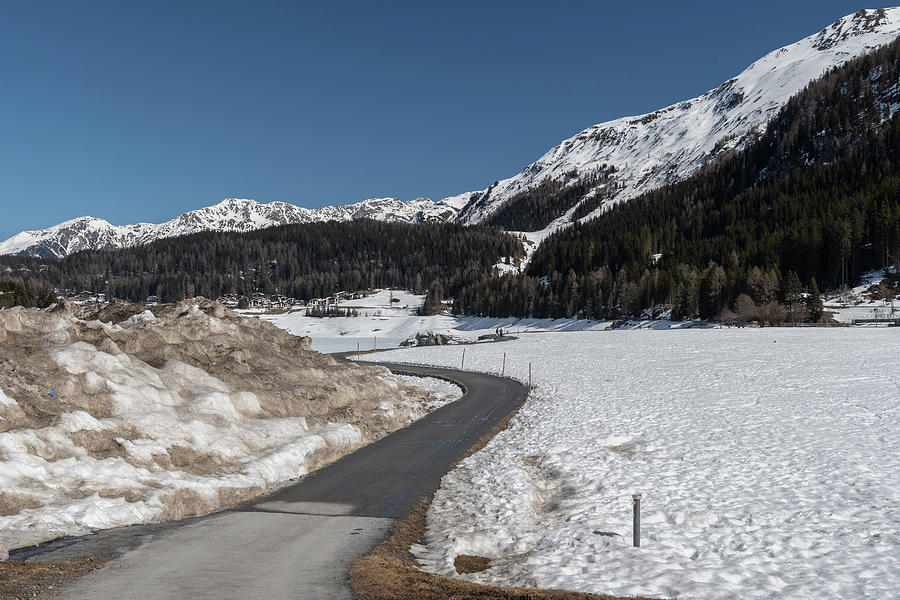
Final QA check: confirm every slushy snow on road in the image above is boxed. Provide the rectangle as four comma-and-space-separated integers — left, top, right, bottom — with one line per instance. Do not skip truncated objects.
363, 328, 899, 599
396, 375, 463, 410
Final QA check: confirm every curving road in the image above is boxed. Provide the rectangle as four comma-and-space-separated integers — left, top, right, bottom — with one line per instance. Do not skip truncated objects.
31, 359, 527, 600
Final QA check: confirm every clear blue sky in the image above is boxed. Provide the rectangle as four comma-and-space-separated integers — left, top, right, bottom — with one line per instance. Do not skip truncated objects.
0, 1, 879, 239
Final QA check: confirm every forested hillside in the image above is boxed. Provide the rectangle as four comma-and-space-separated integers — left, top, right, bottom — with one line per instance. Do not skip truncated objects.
482, 167, 616, 231
0, 280, 57, 309
456, 37, 900, 321
0, 221, 522, 304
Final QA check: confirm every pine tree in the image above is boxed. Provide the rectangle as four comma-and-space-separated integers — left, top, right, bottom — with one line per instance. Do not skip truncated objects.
806, 277, 824, 322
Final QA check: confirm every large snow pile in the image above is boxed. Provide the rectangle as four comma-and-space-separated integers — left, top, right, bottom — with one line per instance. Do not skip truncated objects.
0, 298, 444, 559
362, 329, 899, 599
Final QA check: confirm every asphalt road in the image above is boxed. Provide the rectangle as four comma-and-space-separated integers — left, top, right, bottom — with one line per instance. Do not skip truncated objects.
34, 359, 527, 600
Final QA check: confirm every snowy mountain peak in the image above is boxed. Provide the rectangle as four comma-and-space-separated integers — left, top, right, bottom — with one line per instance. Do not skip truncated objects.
0, 196, 459, 258
4, 9, 900, 258
450, 7, 900, 229
814, 8, 892, 50
0, 216, 125, 258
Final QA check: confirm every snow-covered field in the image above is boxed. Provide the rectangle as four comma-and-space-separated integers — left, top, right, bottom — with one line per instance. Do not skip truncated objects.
361, 329, 899, 599
252, 290, 441, 353
255, 289, 625, 353
826, 270, 899, 325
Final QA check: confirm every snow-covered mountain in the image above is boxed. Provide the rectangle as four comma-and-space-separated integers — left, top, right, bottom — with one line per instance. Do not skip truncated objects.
0, 196, 467, 258
4, 8, 900, 259
450, 8, 900, 228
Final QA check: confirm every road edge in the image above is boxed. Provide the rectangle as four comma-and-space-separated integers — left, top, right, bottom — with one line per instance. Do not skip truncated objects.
349, 376, 649, 600
347, 357, 654, 600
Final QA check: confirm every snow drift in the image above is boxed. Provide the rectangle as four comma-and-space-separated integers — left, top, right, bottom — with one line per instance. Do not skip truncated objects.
0, 298, 447, 559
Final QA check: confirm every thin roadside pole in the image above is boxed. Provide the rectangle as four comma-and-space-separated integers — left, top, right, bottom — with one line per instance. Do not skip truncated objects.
374, 335, 377, 351
633, 493, 642, 547
461, 347, 466, 370
501, 352, 506, 377
528, 362, 532, 390
357, 342, 360, 361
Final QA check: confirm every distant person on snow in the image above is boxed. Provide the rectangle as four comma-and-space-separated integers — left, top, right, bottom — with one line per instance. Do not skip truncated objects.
499, 328, 503, 338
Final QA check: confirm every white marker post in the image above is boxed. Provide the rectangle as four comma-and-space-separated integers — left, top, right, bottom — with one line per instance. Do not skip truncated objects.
501, 352, 506, 377
632, 493, 642, 547
528, 363, 532, 390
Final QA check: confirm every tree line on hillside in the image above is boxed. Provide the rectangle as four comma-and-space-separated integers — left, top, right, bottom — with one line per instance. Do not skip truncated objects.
5, 40, 900, 321
0, 279, 58, 309
0, 220, 524, 305
483, 166, 617, 231
456, 37, 900, 322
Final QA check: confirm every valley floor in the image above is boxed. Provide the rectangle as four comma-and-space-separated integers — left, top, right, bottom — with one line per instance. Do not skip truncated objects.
358, 328, 899, 600
251, 289, 657, 354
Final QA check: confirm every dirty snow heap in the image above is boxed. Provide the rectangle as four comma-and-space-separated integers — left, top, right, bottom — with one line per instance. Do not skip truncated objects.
0, 298, 444, 559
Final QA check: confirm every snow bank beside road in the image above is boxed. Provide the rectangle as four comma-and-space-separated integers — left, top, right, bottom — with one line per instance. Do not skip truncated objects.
363, 329, 900, 599
0, 299, 438, 560
397, 375, 463, 410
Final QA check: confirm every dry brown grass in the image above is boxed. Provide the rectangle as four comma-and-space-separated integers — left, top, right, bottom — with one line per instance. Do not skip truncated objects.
0, 558, 105, 599
349, 503, 655, 600
454, 554, 492, 574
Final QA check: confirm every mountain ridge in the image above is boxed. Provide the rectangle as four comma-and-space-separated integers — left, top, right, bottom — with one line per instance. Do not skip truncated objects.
450, 7, 900, 230
4, 8, 900, 258
0, 196, 468, 258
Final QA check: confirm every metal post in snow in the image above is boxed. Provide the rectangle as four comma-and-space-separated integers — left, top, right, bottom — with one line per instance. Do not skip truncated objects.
461, 347, 466, 370
528, 362, 532, 390
502, 352, 506, 377
357, 342, 360, 361
632, 493, 642, 547
374, 335, 377, 351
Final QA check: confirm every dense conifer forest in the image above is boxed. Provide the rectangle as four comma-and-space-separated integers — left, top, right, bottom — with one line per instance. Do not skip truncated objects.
482, 167, 616, 231
0, 279, 57, 309
0, 221, 522, 304
456, 37, 900, 321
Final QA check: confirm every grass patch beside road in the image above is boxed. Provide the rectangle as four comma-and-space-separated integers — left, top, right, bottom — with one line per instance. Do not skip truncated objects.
349, 503, 654, 600
0, 558, 106, 599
